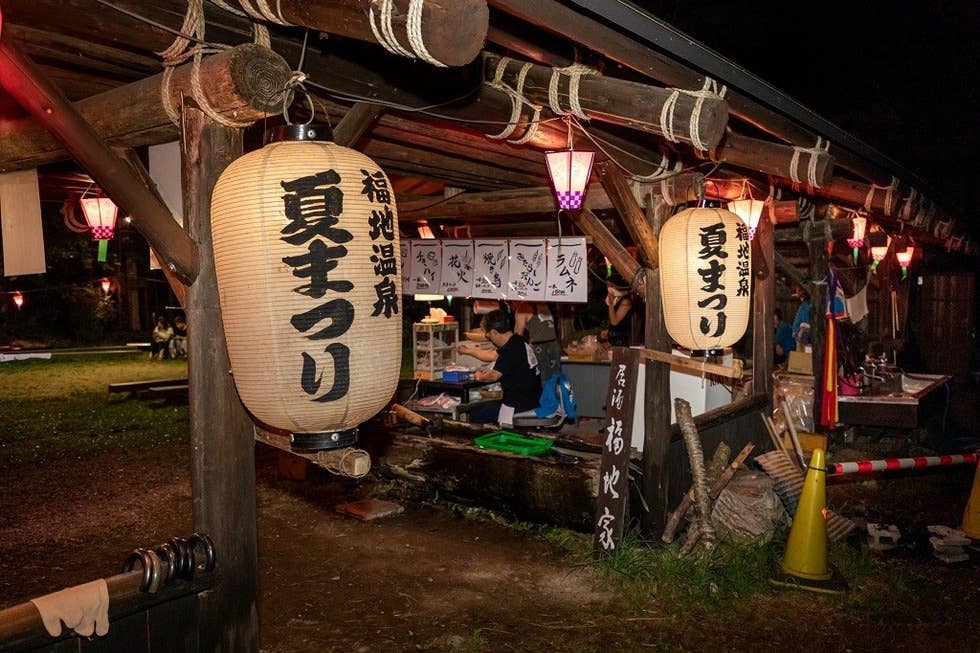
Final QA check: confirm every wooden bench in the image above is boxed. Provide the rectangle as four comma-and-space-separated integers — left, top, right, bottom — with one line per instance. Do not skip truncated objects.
108, 378, 188, 395
141, 384, 189, 401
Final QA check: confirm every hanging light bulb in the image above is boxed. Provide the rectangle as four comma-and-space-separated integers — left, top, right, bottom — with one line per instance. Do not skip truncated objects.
847, 215, 868, 263
870, 236, 891, 273
545, 119, 595, 210
12, 291, 24, 309
895, 245, 915, 279
727, 198, 765, 240
100, 277, 111, 294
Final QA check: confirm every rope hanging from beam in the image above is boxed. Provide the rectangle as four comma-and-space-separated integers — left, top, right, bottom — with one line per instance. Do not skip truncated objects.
659, 77, 726, 152
157, 0, 261, 127
788, 136, 830, 189
485, 56, 543, 144
864, 175, 899, 215
368, 0, 448, 67
546, 63, 599, 121
901, 186, 918, 221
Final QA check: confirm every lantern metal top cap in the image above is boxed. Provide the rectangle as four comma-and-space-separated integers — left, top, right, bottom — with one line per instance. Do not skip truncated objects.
266, 123, 334, 144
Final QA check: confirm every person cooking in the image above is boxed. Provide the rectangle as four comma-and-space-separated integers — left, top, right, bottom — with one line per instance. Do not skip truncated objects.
513, 301, 561, 382
458, 309, 541, 426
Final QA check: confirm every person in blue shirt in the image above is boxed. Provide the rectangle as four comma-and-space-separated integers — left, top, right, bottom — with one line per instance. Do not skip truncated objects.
774, 308, 795, 365
791, 287, 811, 346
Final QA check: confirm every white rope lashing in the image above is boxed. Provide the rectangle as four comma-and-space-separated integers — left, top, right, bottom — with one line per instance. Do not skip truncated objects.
864, 176, 899, 214
157, 0, 255, 128
901, 187, 918, 221
234, 0, 292, 25
546, 63, 599, 121
632, 152, 673, 181
369, 0, 448, 67
789, 136, 830, 188
658, 77, 727, 151
485, 57, 542, 144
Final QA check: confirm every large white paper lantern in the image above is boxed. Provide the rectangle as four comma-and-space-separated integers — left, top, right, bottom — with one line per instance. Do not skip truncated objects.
211, 124, 401, 450
659, 206, 751, 356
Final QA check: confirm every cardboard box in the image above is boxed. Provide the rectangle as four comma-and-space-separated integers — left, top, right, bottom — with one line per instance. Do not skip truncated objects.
787, 351, 813, 375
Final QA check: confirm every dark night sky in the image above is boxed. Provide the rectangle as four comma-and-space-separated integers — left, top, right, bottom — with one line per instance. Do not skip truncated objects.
631, 1, 980, 237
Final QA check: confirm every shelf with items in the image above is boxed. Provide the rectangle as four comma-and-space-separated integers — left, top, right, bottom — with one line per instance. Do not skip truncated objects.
413, 322, 459, 380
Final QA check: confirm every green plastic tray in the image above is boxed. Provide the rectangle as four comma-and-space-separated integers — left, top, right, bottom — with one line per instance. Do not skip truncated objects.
473, 430, 553, 457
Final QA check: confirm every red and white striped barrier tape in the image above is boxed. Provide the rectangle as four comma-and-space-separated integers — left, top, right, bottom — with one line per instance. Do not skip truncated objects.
828, 453, 978, 475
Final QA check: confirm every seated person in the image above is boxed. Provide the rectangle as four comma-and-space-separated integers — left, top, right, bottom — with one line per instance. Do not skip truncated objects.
169, 315, 188, 358
459, 309, 542, 426
149, 316, 172, 361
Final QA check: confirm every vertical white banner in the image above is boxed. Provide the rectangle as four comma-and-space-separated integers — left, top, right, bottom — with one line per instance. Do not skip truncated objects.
148, 142, 183, 270
399, 239, 413, 294
0, 170, 46, 276
410, 240, 442, 293
472, 239, 509, 299
507, 239, 547, 301
546, 237, 588, 302
439, 240, 474, 296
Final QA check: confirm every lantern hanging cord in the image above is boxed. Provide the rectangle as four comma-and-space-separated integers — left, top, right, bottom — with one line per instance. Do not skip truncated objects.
547, 63, 599, 121
368, 0, 448, 67
659, 77, 726, 152
789, 136, 830, 188
864, 176, 899, 214
485, 57, 544, 144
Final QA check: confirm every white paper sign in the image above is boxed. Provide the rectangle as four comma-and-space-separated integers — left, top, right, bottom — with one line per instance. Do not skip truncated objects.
546, 237, 588, 303
472, 240, 509, 299
507, 239, 547, 301
410, 240, 442, 293
399, 240, 413, 294
439, 240, 474, 296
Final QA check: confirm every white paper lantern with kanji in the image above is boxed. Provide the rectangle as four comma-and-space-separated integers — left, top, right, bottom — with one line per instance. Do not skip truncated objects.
658, 207, 752, 355
211, 125, 401, 450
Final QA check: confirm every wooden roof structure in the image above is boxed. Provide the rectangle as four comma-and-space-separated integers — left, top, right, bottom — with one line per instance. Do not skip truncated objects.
0, 0, 974, 273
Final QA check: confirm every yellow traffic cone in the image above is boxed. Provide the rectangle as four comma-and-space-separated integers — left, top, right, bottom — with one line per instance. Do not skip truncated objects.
770, 448, 847, 594
960, 460, 980, 539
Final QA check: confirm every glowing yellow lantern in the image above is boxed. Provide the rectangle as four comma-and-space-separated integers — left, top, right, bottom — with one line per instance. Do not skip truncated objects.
658, 206, 752, 356
211, 124, 401, 450
727, 198, 765, 239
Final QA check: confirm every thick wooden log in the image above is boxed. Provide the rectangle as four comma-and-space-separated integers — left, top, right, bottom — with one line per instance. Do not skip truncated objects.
804, 219, 829, 435
774, 250, 807, 289
183, 106, 258, 652
798, 176, 908, 219
575, 208, 646, 295
221, 0, 488, 67
654, 172, 705, 206
770, 199, 800, 224
0, 44, 291, 172
487, 0, 890, 184
596, 161, 659, 268
751, 215, 775, 396
716, 130, 834, 188
0, 38, 200, 285
485, 52, 728, 150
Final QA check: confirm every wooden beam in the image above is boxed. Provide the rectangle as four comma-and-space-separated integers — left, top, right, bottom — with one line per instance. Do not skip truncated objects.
400, 184, 610, 218
774, 250, 807, 289
596, 161, 659, 268
717, 130, 834, 188
183, 105, 259, 652
332, 102, 384, 147
0, 44, 292, 172
805, 218, 829, 435
485, 52, 728, 150
220, 0, 489, 67
751, 215, 775, 396
575, 208, 646, 295
0, 38, 200, 285
487, 0, 890, 184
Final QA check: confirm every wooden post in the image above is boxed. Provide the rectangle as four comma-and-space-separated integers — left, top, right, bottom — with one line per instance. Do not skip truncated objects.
751, 214, 775, 397
596, 161, 659, 268
332, 102, 385, 147
805, 219, 829, 435
640, 197, 672, 537
182, 106, 258, 651
0, 38, 199, 284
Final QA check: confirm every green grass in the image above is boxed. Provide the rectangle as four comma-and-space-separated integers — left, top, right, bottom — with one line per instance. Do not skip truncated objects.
0, 355, 189, 468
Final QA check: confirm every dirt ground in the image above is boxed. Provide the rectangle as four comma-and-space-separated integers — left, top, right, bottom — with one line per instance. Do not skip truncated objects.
1, 439, 978, 652
1, 358, 979, 651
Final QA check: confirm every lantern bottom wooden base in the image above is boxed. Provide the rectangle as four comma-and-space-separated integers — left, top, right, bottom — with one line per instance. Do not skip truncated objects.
290, 428, 358, 452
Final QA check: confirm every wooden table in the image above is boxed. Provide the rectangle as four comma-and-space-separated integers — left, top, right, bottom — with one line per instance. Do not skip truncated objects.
837, 373, 952, 429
